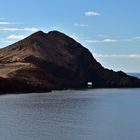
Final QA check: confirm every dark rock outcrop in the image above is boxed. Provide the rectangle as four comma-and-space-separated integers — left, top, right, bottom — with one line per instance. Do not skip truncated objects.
0, 30, 140, 93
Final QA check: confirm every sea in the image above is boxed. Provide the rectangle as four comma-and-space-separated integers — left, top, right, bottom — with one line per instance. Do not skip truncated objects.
0, 73, 140, 140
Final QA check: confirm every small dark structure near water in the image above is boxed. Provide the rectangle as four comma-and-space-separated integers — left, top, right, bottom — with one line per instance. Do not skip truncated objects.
87, 82, 93, 88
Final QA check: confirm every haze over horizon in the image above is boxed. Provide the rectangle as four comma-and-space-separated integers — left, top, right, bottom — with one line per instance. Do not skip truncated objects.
0, 0, 140, 72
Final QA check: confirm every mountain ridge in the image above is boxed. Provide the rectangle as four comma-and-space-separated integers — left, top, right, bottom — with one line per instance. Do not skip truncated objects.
0, 30, 140, 93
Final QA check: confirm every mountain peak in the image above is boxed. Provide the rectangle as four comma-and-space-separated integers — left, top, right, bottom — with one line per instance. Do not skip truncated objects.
33, 30, 45, 35
25, 30, 73, 43
27, 30, 46, 39
30, 30, 65, 38
47, 30, 66, 36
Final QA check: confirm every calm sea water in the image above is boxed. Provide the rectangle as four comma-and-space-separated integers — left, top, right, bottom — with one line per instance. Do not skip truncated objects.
0, 88, 140, 140
128, 73, 140, 78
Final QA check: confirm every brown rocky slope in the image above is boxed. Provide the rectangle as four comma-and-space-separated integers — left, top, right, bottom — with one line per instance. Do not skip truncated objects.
0, 30, 140, 93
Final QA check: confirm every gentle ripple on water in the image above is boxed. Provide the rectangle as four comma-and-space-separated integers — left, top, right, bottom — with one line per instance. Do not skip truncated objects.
0, 89, 140, 140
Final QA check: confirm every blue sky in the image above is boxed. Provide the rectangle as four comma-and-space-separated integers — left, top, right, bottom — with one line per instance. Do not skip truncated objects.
0, 0, 140, 72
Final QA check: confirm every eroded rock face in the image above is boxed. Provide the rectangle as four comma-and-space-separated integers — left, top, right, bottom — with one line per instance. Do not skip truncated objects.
0, 30, 140, 93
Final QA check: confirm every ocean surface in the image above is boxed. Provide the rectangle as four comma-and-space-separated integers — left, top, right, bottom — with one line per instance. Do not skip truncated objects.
0, 88, 140, 140
128, 73, 140, 78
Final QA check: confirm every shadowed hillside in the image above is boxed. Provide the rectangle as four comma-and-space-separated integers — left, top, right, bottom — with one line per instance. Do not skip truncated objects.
0, 30, 140, 93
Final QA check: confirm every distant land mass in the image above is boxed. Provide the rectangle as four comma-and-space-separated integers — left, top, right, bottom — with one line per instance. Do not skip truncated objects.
128, 73, 140, 79
0, 30, 140, 93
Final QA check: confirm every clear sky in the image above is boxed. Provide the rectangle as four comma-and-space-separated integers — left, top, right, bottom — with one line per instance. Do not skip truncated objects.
0, 0, 140, 72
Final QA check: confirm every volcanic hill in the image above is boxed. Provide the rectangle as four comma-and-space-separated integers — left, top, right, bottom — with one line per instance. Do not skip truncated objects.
0, 30, 140, 93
